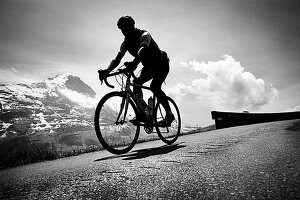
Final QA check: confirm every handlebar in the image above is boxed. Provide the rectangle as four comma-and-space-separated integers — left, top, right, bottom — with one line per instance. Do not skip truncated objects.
104, 76, 114, 88
98, 67, 137, 89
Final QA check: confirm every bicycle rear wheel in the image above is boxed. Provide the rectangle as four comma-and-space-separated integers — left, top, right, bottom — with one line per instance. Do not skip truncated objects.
155, 96, 181, 144
94, 92, 140, 154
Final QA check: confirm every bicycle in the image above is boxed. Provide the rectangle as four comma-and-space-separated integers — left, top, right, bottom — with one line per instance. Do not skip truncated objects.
94, 66, 181, 154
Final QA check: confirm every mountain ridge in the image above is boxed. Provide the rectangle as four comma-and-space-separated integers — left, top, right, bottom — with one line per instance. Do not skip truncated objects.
0, 73, 97, 138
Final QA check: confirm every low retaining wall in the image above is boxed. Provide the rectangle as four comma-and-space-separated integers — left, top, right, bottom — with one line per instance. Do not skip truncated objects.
211, 111, 300, 129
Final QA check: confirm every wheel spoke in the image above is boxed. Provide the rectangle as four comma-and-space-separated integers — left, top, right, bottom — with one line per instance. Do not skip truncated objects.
155, 97, 181, 144
94, 92, 140, 154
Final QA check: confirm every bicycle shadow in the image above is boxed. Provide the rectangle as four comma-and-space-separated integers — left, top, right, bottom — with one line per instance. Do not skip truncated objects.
94, 142, 186, 162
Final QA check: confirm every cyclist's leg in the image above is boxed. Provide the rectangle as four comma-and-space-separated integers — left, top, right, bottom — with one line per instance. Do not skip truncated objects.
150, 73, 170, 112
150, 62, 175, 125
133, 69, 152, 97
131, 69, 152, 123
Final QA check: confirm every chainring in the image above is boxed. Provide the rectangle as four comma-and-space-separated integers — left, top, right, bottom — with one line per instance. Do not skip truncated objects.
144, 125, 153, 134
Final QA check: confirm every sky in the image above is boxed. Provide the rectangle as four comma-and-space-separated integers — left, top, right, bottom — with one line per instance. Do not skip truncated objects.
1, 0, 300, 126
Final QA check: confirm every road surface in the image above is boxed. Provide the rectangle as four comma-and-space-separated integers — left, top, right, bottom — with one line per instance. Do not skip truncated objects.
1, 120, 300, 199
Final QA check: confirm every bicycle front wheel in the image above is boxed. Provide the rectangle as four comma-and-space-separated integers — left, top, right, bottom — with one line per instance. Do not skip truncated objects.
155, 96, 181, 144
94, 92, 140, 154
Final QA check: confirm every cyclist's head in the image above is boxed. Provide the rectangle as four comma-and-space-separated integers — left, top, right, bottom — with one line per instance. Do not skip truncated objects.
117, 16, 135, 36
117, 16, 135, 29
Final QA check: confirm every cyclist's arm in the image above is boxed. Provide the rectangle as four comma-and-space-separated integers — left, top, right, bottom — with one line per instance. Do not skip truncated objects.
107, 42, 127, 71
131, 32, 151, 66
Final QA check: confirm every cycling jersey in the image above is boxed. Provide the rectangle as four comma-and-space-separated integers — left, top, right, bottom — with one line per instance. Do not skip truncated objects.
119, 28, 168, 70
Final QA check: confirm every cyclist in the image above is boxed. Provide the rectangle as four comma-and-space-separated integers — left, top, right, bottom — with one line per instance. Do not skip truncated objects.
99, 15, 175, 126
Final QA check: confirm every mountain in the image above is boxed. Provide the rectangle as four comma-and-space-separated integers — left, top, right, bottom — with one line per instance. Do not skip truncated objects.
45, 73, 96, 97
0, 73, 97, 138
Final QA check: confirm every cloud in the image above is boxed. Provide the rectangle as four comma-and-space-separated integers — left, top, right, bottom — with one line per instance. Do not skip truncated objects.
58, 88, 98, 109
167, 55, 279, 111
11, 68, 18, 73
179, 61, 189, 68
285, 105, 300, 112
0, 68, 35, 84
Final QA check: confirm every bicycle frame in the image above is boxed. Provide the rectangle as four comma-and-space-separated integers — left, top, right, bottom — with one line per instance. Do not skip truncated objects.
103, 69, 163, 127
123, 73, 157, 126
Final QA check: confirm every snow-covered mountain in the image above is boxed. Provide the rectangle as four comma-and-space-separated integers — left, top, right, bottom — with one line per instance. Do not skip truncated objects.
0, 73, 98, 138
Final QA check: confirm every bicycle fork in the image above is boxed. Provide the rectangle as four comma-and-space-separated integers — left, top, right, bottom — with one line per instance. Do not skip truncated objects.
115, 93, 129, 125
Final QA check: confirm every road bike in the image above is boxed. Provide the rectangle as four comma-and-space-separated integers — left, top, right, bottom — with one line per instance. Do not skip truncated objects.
94, 66, 181, 154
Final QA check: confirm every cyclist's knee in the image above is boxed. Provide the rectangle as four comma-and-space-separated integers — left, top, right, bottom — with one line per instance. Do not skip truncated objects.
133, 78, 143, 85
150, 85, 158, 93
150, 85, 165, 97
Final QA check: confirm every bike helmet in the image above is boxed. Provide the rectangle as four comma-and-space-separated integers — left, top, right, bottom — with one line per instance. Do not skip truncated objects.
117, 16, 135, 30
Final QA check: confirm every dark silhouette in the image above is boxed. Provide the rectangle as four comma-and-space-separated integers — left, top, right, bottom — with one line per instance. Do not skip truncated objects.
99, 16, 174, 125
211, 111, 300, 129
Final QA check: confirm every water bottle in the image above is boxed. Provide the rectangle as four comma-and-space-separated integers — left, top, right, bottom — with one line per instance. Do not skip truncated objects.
147, 96, 154, 116
136, 95, 147, 111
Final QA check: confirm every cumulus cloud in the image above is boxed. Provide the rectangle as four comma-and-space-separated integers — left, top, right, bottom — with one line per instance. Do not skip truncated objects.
179, 61, 189, 68
167, 55, 279, 111
59, 88, 98, 109
285, 105, 300, 112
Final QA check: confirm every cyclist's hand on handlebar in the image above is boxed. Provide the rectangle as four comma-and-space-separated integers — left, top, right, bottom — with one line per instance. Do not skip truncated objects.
124, 61, 137, 72
98, 69, 110, 82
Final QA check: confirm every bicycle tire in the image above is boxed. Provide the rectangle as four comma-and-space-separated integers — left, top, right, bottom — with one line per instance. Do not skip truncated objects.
155, 96, 181, 144
94, 91, 140, 154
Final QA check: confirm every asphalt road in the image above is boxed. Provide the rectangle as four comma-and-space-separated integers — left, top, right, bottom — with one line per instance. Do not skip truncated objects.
1, 120, 300, 199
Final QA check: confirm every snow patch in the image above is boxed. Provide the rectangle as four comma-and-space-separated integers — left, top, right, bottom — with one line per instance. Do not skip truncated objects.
5, 84, 45, 99
0, 122, 12, 138
31, 112, 52, 131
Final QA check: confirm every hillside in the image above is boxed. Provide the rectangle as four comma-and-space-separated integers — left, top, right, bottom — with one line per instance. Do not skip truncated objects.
0, 73, 96, 138
0, 73, 102, 168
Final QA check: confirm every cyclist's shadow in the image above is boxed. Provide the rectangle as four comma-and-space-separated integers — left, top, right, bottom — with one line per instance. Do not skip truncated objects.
94, 142, 186, 162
